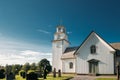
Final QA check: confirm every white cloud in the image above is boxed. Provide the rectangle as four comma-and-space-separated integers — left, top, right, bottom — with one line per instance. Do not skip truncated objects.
0, 49, 52, 66
21, 50, 40, 56
67, 31, 72, 34
37, 29, 51, 34
0, 37, 52, 66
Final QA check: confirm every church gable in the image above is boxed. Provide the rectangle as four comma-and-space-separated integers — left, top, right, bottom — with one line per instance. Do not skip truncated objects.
75, 31, 115, 55
75, 31, 115, 74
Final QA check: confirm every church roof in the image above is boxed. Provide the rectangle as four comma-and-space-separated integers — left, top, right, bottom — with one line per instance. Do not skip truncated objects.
110, 43, 120, 50
74, 31, 115, 55
64, 47, 78, 53
61, 47, 78, 59
61, 32, 120, 59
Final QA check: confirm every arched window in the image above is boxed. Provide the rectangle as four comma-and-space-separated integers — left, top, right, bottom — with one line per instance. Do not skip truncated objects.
90, 45, 96, 54
69, 62, 73, 69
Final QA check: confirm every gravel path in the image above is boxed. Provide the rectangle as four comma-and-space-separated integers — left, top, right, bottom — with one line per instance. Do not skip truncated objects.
70, 75, 116, 80
70, 75, 95, 80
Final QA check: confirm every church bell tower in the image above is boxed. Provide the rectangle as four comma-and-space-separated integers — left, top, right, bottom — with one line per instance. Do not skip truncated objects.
52, 25, 69, 72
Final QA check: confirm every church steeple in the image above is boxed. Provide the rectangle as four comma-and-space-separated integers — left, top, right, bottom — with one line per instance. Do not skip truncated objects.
52, 24, 70, 72
54, 25, 68, 41
56, 26, 66, 33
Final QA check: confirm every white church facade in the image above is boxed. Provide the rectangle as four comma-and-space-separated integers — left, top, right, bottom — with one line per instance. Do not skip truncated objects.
52, 25, 120, 75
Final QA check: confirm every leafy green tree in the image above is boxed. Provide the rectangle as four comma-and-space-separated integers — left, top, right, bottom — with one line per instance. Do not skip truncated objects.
30, 63, 37, 70
12, 64, 22, 75
38, 58, 52, 73
5, 65, 12, 75
22, 62, 30, 72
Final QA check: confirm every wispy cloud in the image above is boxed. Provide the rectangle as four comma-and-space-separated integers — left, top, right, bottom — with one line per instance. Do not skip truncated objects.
0, 37, 52, 66
67, 31, 72, 34
37, 29, 51, 34
0, 49, 52, 66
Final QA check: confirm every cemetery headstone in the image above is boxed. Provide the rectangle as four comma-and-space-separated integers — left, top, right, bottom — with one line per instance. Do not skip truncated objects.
58, 69, 61, 77
53, 68, 56, 77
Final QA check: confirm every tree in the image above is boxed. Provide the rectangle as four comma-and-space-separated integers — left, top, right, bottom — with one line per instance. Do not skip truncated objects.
5, 65, 12, 75
12, 64, 22, 75
38, 58, 52, 73
22, 62, 30, 72
0, 69, 5, 79
38, 59, 52, 79
30, 63, 36, 70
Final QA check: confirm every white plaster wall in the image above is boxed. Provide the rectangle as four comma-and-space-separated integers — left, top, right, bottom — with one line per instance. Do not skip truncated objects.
52, 41, 63, 72
62, 40, 69, 53
62, 59, 76, 73
76, 33, 115, 74
52, 40, 69, 72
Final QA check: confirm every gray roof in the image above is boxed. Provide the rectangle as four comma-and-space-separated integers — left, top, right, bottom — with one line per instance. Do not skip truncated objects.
64, 47, 78, 53
110, 43, 120, 50
61, 43, 120, 59
61, 47, 78, 59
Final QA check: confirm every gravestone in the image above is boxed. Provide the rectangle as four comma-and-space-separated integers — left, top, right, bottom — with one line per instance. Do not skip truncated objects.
58, 69, 61, 77
53, 68, 56, 77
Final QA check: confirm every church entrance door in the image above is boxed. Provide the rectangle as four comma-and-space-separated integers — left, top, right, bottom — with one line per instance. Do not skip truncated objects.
88, 59, 99, 75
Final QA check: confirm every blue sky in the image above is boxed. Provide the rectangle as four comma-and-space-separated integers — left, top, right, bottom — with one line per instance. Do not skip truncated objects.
0, 0, 120, 65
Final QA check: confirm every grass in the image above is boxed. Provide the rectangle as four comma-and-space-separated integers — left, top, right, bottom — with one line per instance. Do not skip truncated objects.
15, 75, 26, 80
1, 74, 117, 80
96, 78, 117, 80
0, 78, 6, 80
38, 74, 74, 80
0, 74, 74, 80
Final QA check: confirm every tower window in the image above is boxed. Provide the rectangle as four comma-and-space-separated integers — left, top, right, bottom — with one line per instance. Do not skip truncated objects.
69, 62, 73, 69
57, 27, 65, 33
58, 28, 61, 32
90, 45, 96, 54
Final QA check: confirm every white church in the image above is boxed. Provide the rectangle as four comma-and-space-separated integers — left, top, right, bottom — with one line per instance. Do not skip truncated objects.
52, 25, 120, 75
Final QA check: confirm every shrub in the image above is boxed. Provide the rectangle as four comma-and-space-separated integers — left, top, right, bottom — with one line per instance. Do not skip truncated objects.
26, 70, 38, 80
0, 69, 5, 79
19, 70, 26, 78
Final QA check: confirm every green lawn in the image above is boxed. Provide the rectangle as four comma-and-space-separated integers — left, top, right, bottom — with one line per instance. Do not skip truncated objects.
38, 74, 74, 80
96, 78, 117, 80
0, 74, 74, 80
1, 74, 117, 80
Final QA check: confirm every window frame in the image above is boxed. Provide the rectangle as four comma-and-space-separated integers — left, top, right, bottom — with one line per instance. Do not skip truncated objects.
90, 45, 96, 54
69, 62, 73, 69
